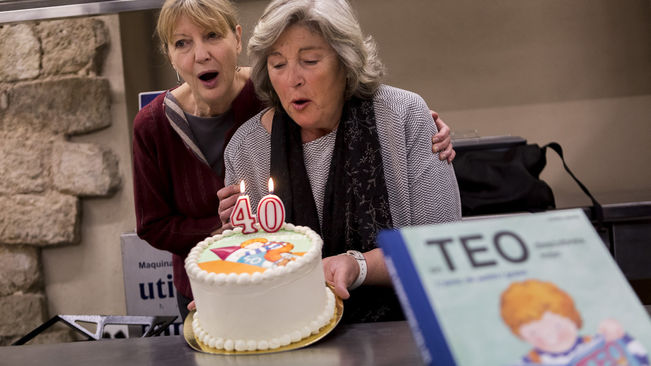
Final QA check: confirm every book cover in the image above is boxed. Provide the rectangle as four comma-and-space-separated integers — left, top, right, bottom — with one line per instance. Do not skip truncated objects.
377, 209, 651, 366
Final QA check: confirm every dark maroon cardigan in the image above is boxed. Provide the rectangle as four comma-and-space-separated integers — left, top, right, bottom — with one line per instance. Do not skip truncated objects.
132, 80, 264, 299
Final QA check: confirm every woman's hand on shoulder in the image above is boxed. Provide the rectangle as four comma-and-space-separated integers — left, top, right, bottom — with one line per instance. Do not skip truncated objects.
430, 110, 456, 164
322, 253, 360, 300
217, 184, 240, 230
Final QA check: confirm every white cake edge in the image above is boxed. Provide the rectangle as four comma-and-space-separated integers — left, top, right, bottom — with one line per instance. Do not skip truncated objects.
192, 286, 336, 351
185, 222, 323, 285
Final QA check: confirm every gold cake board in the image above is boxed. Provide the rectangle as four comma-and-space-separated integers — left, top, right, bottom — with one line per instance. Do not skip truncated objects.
184, 285, 343, 355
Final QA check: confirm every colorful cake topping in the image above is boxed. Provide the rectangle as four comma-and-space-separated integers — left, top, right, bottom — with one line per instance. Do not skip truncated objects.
186, 223, 322, 284
197, 234, 309, 274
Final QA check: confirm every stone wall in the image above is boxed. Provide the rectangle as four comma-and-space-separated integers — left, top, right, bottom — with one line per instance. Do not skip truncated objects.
0, 17, 120, 345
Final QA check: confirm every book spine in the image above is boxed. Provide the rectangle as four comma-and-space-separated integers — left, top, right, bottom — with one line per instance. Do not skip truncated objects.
378, 230, 456, 366
385, 256, 433, 365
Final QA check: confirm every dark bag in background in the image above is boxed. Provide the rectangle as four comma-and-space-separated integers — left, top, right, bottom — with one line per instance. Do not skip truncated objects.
453, 140, 603, 225
453, 143, 554, 216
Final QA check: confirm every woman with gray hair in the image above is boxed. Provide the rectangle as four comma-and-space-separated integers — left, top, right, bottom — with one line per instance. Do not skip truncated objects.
222, 0, 462, 323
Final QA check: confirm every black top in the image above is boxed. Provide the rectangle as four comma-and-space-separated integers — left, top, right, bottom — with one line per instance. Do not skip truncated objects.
185, 110, 235, 176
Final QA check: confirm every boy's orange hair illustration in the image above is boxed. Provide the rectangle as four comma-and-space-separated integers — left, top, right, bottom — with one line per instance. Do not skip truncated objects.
500, 279, 582, 338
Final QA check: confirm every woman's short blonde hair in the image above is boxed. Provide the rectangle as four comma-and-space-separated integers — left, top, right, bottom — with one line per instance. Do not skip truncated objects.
156, 0, 239, 55
500, 279, 582, 338
248, 0, 385, 108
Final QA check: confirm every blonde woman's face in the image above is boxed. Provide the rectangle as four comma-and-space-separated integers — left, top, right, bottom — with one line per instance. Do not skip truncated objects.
266, 24, 347, 133
168, 15, 242, 114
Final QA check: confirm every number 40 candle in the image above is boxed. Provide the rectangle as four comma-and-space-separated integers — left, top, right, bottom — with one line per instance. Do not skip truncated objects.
229, 178, 286, 234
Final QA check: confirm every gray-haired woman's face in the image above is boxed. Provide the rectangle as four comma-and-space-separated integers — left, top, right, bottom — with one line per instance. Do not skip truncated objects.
266, 24, 347, 133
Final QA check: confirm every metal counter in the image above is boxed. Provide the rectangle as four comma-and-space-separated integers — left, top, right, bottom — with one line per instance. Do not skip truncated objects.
0, 321, 424, 366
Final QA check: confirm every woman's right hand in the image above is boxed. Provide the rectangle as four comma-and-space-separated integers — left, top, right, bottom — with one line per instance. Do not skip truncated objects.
322, 254, 360, 300
217, 184, 240, 230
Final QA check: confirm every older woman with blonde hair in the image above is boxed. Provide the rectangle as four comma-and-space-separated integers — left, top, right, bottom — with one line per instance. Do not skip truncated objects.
222, 0, 462, 323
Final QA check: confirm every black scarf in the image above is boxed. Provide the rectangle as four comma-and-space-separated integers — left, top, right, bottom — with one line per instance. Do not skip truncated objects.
270, 97, 404, 323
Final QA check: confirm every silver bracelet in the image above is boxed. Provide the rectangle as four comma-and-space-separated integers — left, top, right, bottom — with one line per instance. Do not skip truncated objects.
346, 250, 367, 290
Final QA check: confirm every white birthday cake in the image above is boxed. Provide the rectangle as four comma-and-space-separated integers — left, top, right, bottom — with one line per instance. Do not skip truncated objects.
184, 223, 336, 352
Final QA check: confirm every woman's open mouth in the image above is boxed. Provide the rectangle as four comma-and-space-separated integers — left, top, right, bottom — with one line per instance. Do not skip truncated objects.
198, 71, 219, 87
291, 99, 310, 111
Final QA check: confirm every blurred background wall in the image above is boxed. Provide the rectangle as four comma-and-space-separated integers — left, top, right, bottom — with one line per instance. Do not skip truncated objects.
2, 0, 648, 328
122, 0, 651, 208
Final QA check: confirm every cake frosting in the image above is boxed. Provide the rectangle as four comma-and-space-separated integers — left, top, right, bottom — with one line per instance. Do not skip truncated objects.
185, 223, 336, 352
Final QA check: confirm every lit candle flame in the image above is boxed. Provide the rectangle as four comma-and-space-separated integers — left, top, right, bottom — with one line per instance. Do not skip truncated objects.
268, 177, 274, 193
239, 180, 245, 194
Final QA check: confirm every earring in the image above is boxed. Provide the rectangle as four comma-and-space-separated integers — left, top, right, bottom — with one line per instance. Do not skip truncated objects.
235, 65, 241, 73
175, 70, 181, 85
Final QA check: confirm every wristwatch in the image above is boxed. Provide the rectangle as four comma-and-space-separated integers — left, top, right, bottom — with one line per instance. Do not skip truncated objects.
346, 250, 367, 290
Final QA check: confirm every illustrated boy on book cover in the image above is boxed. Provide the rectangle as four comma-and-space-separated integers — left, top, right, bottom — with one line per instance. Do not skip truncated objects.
500, 279, 649, 366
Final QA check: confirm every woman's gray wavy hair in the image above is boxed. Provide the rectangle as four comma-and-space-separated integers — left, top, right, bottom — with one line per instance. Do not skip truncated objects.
248, 0, 385, 108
